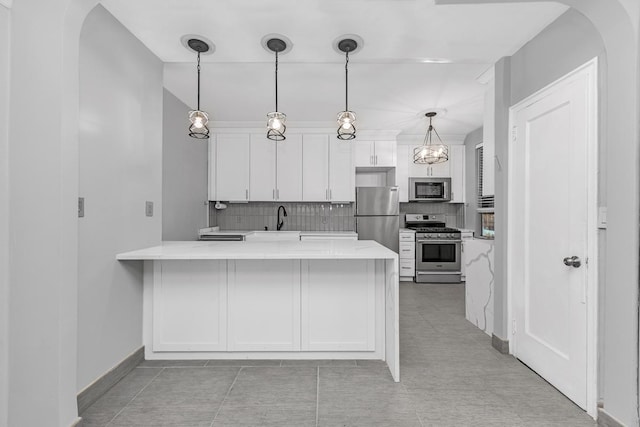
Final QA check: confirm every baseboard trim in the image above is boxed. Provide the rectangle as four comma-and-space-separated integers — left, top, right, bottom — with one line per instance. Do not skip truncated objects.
491, 334, 509, 354
597, 408, 626, 427
77, 346, 144, 415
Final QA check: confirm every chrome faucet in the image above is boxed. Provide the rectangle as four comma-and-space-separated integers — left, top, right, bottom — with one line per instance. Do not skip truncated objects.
277, 205, 287, 231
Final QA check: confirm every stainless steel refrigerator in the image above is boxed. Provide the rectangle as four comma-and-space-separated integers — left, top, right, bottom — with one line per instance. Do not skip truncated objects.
355, 187, 400, 253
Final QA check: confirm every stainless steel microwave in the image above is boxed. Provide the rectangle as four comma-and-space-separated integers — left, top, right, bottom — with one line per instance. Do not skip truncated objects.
409, 177, 451, 202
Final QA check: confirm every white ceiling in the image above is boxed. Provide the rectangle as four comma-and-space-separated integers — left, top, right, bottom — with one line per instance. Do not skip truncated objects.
100, 0, 568, 138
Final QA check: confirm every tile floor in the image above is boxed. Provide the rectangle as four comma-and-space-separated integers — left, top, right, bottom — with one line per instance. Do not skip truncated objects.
80, 283, 596, 426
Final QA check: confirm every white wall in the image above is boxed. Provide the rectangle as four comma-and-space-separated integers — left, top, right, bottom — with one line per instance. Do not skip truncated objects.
162, 89, 208, 240
0, 5, 10, 427
463, 127, 482, 234
77, 5, 163, 391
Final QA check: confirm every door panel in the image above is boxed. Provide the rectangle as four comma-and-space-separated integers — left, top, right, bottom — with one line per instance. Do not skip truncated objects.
216, 134, 250, 201
276, 134, 303, 201
511, 62, 595, 410
249, 134, 276, 201
302, 134, 329, 201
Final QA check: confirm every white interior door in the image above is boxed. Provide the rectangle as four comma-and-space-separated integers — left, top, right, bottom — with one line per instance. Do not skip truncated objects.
509, 59, 597, 413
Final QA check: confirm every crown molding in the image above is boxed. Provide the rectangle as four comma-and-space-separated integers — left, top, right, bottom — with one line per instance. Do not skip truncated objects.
0, 0, 13, 9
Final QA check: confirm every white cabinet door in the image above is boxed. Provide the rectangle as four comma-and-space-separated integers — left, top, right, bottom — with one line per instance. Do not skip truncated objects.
208, 137, 216, 201
216, 134, 250, 201
250, 134, 276, 201
276, 134, 303, 201
429, 158, 451, 177
153, 261, 227, 352
354, 141, 375, 167
450, 145, 465, 203
303, 134, 329, 201
228, 260, 301, 351
373, 140, 396, 167
301, 260, 375, 351
408, 153, 451, 177
396, 145, 409, 203
329, 137, 354, 202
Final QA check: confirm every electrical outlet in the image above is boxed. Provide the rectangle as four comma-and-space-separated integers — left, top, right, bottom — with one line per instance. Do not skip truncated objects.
78, 197, 85, 218
145, 201, 154, 217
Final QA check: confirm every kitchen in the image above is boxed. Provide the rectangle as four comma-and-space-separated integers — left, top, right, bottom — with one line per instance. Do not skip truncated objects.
2, 0, 639, 426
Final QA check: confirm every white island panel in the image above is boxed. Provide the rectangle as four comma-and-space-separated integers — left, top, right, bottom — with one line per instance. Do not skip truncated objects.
120, 240, 400, 381
228, 260, 301, 351
153, 260, 227, 352
301, 260, 376, 351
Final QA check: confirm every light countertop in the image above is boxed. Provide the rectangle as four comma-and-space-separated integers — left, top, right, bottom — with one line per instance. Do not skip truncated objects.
116, 240, 396, 261
198, 229, 357, 238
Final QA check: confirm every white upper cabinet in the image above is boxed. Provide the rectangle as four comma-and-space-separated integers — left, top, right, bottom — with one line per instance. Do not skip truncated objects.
302, 134, 330, 202
408, 151, 451, 177
329, 138, 355, 202
396, 145, 409, 203
450, 145, 466, 203
249, 134, 303, 202
276, 134, 303, 201
208, 136, 217, 201
249, 134, 276, 201
216, 134, 250, 201
354, 140, 396, 167
303, 134, 354, 202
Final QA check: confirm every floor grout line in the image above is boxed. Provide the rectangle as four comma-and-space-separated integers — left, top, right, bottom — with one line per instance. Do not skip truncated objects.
315, 366, 320, 427
105, 367, 165, 426
209, 366, 243, 427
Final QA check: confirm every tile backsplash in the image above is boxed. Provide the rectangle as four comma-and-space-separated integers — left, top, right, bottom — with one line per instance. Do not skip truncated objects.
210, 202, 355, 231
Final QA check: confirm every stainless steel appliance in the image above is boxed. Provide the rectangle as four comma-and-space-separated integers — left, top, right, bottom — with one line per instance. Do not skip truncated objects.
405, 214, 461, 283
409, 177, 451, 202
355, 187, 399, 253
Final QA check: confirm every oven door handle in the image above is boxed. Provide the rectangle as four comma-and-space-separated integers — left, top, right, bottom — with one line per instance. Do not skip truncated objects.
416, 239, 463, 244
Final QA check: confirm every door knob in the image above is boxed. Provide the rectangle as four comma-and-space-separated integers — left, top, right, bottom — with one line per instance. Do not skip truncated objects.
563, 256, 581, 268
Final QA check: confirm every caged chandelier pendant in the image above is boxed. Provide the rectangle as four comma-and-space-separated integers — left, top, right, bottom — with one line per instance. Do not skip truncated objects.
336, 38, 358, 140
187, 38, 211, 139
266, 38, 288, 141
413, 112, 449, 164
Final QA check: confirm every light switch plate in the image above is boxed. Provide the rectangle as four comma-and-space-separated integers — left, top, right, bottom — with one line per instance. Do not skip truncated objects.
598, 206, 607, 229
145, 201, 154, 217
78, 197, 84, 218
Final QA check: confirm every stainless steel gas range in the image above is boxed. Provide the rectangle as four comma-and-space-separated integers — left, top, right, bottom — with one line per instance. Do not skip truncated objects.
405, 214, 462, 283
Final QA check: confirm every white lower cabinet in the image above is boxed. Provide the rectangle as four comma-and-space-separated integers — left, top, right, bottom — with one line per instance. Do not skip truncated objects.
399, 230, 416, 281
301, 260, 375, 351
460, 230, 474, 281
227, 260, 301, 351
153, 261, 227, 352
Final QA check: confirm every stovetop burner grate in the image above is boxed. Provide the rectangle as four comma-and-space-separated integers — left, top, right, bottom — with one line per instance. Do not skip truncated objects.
409, 226, 460, 233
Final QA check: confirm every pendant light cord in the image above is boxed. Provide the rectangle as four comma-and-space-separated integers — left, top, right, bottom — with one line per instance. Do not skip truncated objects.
196, 51, 201, 111
345, 51, 350, 111
275, 51, 279, 112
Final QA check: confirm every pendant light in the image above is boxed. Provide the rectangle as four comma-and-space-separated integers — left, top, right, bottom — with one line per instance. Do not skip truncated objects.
266, 38, 288, 141
336, 38, 357, 140
187, 38, 211, 139
413, 112, 449, 164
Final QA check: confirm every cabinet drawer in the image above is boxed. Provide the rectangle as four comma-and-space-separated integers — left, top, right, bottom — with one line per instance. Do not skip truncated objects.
399, 258, 415, 276
399, 233, 415, 242
399, 242, 415, 258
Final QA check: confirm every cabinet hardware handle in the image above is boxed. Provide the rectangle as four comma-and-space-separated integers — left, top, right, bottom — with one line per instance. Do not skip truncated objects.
246, 189, 248, 200
370, 155, 374, 165
277, 189, 279, 199
375, 155, 378, 165
330, 189, 332, 199
273, 189, 275, 200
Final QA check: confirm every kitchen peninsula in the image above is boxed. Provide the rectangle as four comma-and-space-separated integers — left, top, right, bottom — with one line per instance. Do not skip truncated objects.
117, 239, 400, 381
